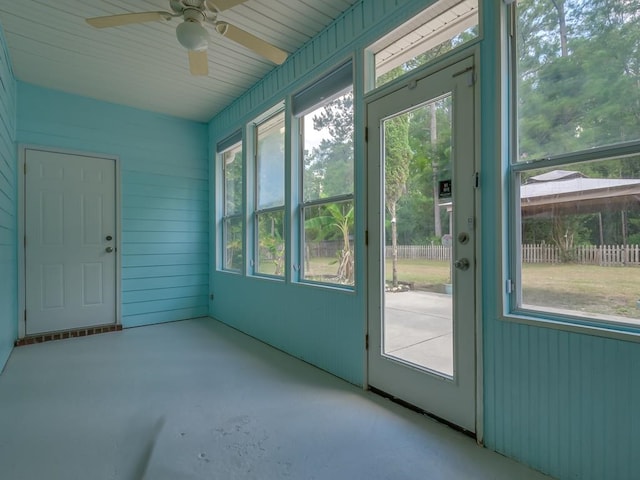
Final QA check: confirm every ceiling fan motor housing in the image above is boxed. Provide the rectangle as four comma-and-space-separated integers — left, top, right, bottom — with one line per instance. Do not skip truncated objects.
170, 0, 207, 13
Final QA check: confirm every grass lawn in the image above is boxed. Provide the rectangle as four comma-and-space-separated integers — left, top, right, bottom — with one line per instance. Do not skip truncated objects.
521, 263, 640, 318
384, 259, 640, 319
279, 256, 640, 319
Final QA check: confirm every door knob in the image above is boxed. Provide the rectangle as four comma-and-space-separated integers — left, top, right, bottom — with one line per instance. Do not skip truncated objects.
105, 246, 114, 253
454, 258, 469, 271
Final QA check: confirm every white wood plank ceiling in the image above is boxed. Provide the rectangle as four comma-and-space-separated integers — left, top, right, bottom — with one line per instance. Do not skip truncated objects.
0, 0, 358, 122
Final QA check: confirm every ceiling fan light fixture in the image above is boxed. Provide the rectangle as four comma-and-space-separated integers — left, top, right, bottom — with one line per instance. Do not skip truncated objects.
176, 20, 208, 51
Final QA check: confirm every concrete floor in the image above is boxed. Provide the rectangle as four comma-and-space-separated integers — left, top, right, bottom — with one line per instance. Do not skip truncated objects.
0, 318, 552, 480
385, 291, 453, 376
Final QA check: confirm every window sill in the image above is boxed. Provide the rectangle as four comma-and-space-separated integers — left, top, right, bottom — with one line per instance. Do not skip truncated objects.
502, 309, 640, 344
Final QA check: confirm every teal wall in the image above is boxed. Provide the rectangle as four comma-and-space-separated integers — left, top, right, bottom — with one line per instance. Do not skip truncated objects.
208, 0, 429, 386
480, 4, 640, 479
0, 0, 637, 477
0, 25, 16, 370
209, 0, 640, 478
17, 83, 210, 328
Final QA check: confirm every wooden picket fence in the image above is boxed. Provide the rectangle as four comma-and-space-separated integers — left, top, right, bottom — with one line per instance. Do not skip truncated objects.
312, 242, 640, 266
386, 243, 640, 266
384, 244, 451, 260
521, 244, 640, 266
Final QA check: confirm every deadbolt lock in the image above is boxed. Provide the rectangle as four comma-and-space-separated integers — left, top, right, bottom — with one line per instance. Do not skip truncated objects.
454, 258, 470, 271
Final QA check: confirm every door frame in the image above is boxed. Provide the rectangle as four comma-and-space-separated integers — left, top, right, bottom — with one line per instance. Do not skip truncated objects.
363, 50, 484, 443
17, 145, 122, 339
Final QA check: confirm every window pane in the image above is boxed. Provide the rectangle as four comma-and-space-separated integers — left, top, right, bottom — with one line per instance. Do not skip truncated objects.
257, 112, 285, 209
303, 200, 354, 286
303, 91, 354, 202
256, 209, 285, 277
518, 156, 640, 325
223, 142, 242, 215
223, 216, 243, 271
517, 0, 640, 161
369, 0, 478, 90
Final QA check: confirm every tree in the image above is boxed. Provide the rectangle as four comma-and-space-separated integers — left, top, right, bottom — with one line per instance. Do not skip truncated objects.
517, 0, 640, 255
304, 92, 354, 200
304, 202, 354, 284
385, 114, 412, 287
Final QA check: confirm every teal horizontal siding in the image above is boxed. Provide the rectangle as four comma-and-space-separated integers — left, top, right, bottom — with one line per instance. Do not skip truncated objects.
122, 207, 207, 222
122, 274, 208, 291
122, 184, 208, 201
123, 171, 208, 189
122, 231, 208, 244
122, 264, 209, 279
122, 285, 208, 304
122, 297, 208, 317
123, 194, 207, 211
0, 24, 15, 370
122, 253, 208, 268
122, 243, 207, 255
123, 307, 208, 328
122, 219, 208, 233
17, 82, 209, 329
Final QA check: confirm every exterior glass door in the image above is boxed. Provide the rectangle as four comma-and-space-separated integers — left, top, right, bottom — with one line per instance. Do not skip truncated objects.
367, 57, 477, 432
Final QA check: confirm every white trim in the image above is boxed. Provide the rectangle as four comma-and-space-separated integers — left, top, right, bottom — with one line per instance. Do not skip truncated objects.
472, 49, 484, 446
17, 145, 122, 338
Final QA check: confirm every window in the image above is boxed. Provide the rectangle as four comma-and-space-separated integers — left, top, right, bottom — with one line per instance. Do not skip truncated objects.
218, 132, 243, 272
294, 62, 354, 287
254, 111, 286, 277
366, 0, 478, 91
510, 0, 640, 328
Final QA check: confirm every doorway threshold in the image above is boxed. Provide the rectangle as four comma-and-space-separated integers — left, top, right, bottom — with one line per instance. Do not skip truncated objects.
15, 324, 122, 347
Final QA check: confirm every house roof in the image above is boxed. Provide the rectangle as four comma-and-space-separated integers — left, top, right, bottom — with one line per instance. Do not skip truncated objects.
521, 172, 640, 217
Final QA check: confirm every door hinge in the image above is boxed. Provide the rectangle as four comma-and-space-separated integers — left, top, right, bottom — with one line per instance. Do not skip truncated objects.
365, 230, 369, 246
365, 127, 368, 142
23, 235, 26, 248
24, 310, 27, 322
23, 163, 26, 175
365, 334, 369, 350
474, 171, 480, 188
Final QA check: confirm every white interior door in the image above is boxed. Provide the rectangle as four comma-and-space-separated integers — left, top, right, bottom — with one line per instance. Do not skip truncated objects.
367, 58, 477, 432
25, 149, 117, 334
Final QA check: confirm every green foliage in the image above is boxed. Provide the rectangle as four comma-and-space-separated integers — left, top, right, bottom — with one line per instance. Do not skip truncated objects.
517, 0, 640, 258
257, 210, 285, 276
304, 202, 354, 283
517, 0, 640, 159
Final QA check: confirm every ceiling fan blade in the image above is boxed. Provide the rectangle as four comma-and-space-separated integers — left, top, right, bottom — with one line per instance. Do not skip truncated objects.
205, 0, 248, 12
216, 23, 288, 65
86, 11, 174, 29
188, 50, 209, 76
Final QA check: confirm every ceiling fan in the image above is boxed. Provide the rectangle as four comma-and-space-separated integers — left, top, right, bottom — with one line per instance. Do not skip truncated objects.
86, 0, 288, 76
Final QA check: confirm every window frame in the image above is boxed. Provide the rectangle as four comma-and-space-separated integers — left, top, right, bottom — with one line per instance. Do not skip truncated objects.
217, 131, 244, 274
504, 0, 640, 338
251, 107, 286, 280
293, 63, 355, 290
